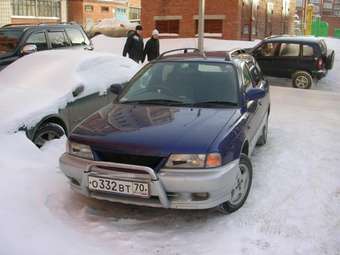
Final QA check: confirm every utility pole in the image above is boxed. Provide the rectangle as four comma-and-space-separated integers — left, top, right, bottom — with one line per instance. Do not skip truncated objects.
198, 0, 205, 53
249, 0, 253, 41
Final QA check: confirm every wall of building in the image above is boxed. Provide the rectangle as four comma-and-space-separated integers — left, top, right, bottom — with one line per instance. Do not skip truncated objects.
323, 16, 340, 36
0, 0, 11, 27
141, 0, 295, 41
68, 0, 133, 26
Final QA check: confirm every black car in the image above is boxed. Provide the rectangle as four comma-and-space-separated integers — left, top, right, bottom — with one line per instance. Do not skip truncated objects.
0, 22, 93, 71
246, 35, 335, 89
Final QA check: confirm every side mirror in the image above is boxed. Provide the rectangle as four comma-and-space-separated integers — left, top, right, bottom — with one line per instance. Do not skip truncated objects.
21, 44, 37, 55
110, 83, 124, 95
245, 88, 266, 101
72, 85, 85, 97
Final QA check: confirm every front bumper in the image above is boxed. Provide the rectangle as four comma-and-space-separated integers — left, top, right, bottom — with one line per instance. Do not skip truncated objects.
312, 69, 328, 79
59, 153, 240, 210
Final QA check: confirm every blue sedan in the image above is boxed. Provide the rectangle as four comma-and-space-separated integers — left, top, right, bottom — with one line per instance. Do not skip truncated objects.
60, 48, 270, 214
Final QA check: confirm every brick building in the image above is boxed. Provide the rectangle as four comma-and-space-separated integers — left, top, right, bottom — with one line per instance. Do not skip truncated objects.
296, 0, 340, 36
0, 0, 68, 27
68, 0, 141, 27
141, 0, 296, 40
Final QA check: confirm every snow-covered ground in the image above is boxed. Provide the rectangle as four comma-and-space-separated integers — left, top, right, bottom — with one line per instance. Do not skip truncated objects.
0, 37, 339, 255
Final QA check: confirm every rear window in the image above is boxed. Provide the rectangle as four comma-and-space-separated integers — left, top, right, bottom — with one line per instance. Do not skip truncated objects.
0, 30, 22, 55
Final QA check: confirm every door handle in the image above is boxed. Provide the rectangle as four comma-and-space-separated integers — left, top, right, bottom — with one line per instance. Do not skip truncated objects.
72, 85, 84, 97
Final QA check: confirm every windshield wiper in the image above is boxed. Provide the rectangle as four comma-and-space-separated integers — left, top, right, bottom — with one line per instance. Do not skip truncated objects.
191, 101, 238, 107
119, 99, 186, 106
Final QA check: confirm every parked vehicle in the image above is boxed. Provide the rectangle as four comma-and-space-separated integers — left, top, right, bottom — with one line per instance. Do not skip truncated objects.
245, 35, 335, 89
0, 50, 138, 147
60, 48, 271, 213
0, 22, 93, 71
86, 18, 137, 38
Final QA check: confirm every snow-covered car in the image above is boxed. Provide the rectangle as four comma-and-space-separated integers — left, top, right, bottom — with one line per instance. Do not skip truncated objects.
60, 49, 270, 213
86, 19, 137, 38
0, 49, 139, 147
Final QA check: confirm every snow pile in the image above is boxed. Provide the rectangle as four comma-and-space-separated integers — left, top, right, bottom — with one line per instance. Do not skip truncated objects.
0, 49, 139, 132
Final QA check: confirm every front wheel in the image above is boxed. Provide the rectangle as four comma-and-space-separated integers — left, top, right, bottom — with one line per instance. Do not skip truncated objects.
292, 71, 313, 89
217, 153, 253, 214
33, 123, 65, 148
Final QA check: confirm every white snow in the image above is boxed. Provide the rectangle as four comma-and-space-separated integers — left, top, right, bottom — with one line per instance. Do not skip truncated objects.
0, 49, 139, 132
0, 36, 339, 255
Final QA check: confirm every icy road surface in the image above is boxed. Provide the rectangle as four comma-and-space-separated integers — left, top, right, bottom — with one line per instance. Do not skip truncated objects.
0, 86, 339, 255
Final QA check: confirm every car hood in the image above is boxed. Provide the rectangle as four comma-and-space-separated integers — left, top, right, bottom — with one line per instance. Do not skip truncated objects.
70, 103, 237, 157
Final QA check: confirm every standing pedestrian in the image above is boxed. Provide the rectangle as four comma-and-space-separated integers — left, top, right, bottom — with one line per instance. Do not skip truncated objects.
123, 25, 144, 63
143, 29, 160, 62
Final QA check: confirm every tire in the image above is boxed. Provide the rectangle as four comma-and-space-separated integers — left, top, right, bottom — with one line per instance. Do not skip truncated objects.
292, 71, 313, 89
257, 116, 268, 146
33, 123, 65, 148
217, 154, 253, 214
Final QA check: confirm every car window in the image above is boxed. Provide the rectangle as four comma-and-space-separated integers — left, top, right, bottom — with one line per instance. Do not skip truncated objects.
26, 32, 48, 51
0, 30, 22, 55
65, 28, 87, 46
302, 44, 314, 57
120, 62, 239, 105
243, 67, 253, 89
248, 64, 262, 84
319, 40, 327, 55
256, 43, 279, 57
48, 31, 70, 48
279, 43, 300, 57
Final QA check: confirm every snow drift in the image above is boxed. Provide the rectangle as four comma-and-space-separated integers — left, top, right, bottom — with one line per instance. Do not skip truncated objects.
0, 49, 139, 132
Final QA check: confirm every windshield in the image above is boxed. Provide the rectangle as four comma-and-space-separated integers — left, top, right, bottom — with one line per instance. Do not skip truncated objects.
119, 61, 239, 107
0, 30, 22, 55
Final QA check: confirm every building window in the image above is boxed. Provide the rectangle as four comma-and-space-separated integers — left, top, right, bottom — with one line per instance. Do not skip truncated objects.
84, 5, 93, 12
101, 6, 109, 13
11, 0, 61, 18
116, 8, 127, 21
195, 20, 223, 35
155, 20, 180, 34
129, 7, 141, 21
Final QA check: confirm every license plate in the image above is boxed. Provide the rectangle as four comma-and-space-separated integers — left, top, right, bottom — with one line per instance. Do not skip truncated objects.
88, 176, 150, 198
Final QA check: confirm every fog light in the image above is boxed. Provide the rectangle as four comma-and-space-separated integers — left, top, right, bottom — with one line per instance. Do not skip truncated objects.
191, 192, 209, 201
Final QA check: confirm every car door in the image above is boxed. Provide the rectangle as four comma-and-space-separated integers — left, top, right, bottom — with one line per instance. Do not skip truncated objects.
252, 42, 280, 76
249, 62, 269, 123
272, 42, 301, 78
242, 65, 261, 150
299, 43, 316, 72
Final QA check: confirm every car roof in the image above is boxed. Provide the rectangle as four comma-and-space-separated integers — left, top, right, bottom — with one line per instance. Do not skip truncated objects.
0, 23, 81, 32
157, 50, 254, 65
263, 35, 323, 43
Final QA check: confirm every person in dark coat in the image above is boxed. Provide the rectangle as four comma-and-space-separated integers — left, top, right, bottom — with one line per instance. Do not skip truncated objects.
123, 25, 144, 63
143, 29, 160, 62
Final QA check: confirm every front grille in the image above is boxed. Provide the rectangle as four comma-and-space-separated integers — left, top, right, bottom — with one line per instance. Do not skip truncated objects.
93, 150, 165, 170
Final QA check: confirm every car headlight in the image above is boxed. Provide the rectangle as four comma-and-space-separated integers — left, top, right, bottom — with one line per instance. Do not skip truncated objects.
67, 141, 94, 160
165, 153, 221, 169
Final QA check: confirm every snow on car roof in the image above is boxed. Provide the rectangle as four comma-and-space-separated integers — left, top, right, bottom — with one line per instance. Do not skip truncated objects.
0, 49, 139, 132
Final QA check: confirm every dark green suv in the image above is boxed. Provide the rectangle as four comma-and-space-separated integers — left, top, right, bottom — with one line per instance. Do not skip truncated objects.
0, 23, 93, 71
246, 36, 335, 89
